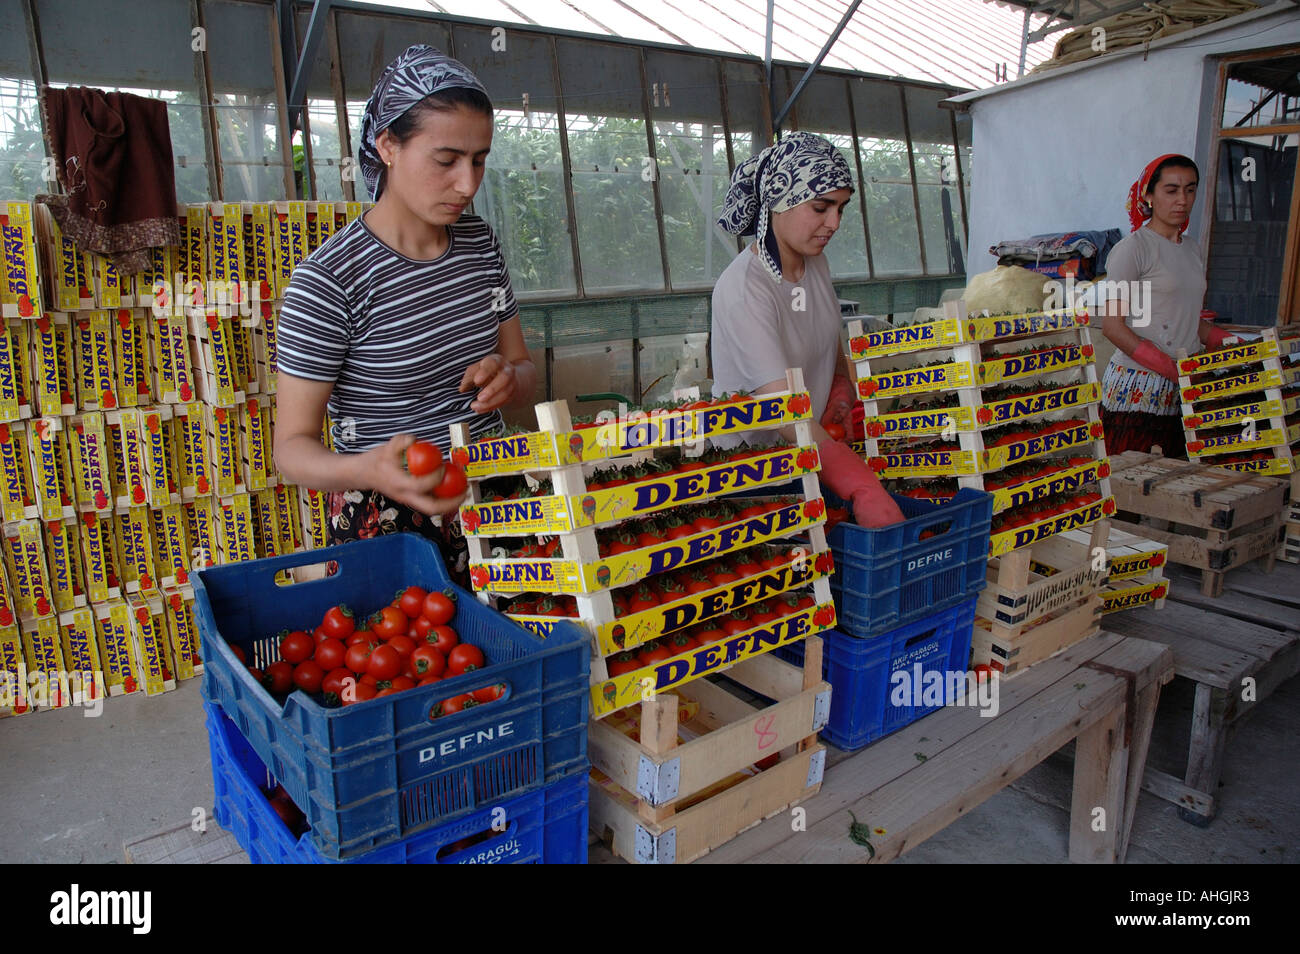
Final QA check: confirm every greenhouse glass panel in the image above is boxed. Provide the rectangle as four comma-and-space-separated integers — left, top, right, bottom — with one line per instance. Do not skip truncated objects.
850, 79, 920, 276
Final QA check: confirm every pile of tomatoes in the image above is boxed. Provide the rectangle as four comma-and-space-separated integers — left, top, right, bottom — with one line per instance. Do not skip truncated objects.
989, 490, 1108, 532
231, 585, 503, 715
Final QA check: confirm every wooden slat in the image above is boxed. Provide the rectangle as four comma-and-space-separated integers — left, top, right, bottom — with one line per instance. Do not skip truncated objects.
697, 632, 1129, 863
1103, 607, 1255, 689
1141, 767, 1216, 817
1069, 703, 1127, 863
706, 671, 1128, 864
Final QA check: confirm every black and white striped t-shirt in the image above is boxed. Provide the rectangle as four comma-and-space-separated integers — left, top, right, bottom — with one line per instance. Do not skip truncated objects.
275, 214, 518, 454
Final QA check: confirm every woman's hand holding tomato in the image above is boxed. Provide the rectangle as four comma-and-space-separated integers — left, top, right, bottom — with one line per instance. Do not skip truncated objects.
364, 433, 466, 517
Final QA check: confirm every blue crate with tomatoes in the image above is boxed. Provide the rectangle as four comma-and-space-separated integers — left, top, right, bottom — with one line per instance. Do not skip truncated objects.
775, 597, 978, 750
195, 533, 589, 861
826, 488, 991, 637
207, 702, 588, 864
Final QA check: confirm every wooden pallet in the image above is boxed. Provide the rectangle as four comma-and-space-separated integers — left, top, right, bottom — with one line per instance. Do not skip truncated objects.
1055, 526, 1169, 613
1107, 451, 1286, 596
588, 638, 829, 864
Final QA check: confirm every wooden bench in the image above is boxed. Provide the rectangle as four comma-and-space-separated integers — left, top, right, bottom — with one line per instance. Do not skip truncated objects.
685, 631, 1173, 864
1106, 564, 1300, 825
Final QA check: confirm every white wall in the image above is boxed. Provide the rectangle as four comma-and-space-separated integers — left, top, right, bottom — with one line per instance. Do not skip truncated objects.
963, 6, 1300, 272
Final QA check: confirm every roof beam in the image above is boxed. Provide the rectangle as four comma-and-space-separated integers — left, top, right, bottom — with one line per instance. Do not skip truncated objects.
773, 0, 863, 134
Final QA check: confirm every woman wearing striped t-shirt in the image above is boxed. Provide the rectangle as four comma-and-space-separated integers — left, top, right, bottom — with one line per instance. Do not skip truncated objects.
274, 46, 535, 563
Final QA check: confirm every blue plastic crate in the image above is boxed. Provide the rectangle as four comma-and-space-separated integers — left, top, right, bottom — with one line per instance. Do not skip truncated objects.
775, 597, 977, 751
827, 489, 991, 638
193, 534, 590, 860
208, 702, 588, 864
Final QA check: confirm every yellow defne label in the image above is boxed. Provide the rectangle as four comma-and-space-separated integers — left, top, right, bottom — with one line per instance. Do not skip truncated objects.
142, 409, 174, 502
0, 422, 31, 522
202, 314, 239, 406
1, 202, 42, 318
963, 309, 1089, 341
470, 500, 825, 595
43, 520, 78, 614
127, 596, 171, 696
342, 202, 363, 223
456, 431, 559, 478
274, 484, 303, 552
849, 319, 962, 359
96, 256, 121, 310
156, 504, 191, 584
33, 318, 63, 418
14, 520, 54, 618
978, 382, 1100, 428
163, 588, 199, 680
26, 419, 66, 520
52, 215, 87, 311
863, 405, 973, 438
249, 204, 273, 301
463, 495, 573, 535
592, 553, 832, 656
317, 202, 336, 244
78, 516, 112, 603
300, 487, 329, 549
1184, 367, 1282, 403
991, 460, 1107, 514
1107, 550, 1166, 581
59, 608, 102, 686
1178, 340, 1278, 377
1, 624, 29, 712
87, 311, 116, 409
589, 603, 836, 719
868, 448, 978, 478
76, 413, 112, 511
97, 601, 139, 695
241, 400, 270, 491
978, 344, 1089, 385
1183, 399, 1283, 430
982, 422, 1102, 472
1188, 429, 1286, 457
23, 616, 68, 707
990, 498, 1112, 557
209, 405, 240, 497
1102, 580, 1166, 613
0, 321, 24, 422
860, 361, 973, 399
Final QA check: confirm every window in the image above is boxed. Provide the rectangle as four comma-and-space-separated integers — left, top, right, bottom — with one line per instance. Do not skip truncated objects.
556, 39, 663, 294
905, 86, 963, 275
850, 79, 921, 276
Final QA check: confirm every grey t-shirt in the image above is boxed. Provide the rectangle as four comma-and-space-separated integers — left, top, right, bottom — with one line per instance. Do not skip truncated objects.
710, 244, 842, 425
1104, 226, 1206, 372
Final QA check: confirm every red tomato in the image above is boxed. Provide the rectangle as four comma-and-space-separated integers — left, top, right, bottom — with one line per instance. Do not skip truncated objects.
824, 422, 846, 441
345, 682, 377, 705
367, 645, 403, 681
344, 641, 374, 674
435, 464, 468, 499
359, 673, 378, 687
411, 615, 435, 638
608, 652, 641, 676
471, 683, 505, 704
314, 637, 346, 671
389, 676, 416, 692
279, 630, 314, 665
695, 624, 726, 645
375, 687, 398, 698
446, 643, 485, 675
372, 606, 407, 640
637, 641, 674, 666
411, 644, 446, 677
230, 644, 247, 665
431, 625, 459, 655
439, 694, 476, 716
292, 660, 325, 694
418, 674, 444, 687
321, 668, 353, 699
626, 586, 659, 614
722, 611, 752, 636
406, 441, 443, 476
397, 585, 428, 619
421, 591, 456, 625
320, 605, 355, 640
386, 634, 417, 658
263, 661, 293, 695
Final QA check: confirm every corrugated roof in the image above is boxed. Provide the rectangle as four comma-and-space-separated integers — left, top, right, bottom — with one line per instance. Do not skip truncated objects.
346, 0, 1055, 88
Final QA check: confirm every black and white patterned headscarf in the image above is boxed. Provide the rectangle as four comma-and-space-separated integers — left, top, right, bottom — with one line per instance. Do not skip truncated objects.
717, 132, 854, 282
359, 44, 490, 201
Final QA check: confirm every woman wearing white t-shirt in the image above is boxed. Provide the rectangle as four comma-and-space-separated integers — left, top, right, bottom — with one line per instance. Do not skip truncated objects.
1100, 154, 1231, 457
712, 133, 903, 527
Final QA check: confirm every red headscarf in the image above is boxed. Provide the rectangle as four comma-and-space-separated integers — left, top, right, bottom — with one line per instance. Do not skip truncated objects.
1126, 153, 1187, 233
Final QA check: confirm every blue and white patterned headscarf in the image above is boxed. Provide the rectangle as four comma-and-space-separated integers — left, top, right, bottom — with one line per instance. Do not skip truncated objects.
359, 44, 490, 201
717, 132, 854, 282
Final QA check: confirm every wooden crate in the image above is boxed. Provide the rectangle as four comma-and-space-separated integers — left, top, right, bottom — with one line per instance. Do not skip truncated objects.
1279, 521, 1300, 565
1107, 451, 1286, 596
588, 638, 829, 864
970, 596, 1103, 678
1057, 525, 1169, 612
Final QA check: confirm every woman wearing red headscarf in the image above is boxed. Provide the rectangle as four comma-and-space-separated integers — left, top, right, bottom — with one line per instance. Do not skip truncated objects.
1099, 154, 1232, 456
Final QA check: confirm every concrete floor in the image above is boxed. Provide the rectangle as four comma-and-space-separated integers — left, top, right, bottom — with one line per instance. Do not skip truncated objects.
2, 600, 1296, 864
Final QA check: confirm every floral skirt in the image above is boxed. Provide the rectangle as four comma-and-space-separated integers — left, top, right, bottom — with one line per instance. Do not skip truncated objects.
1100, 358, 1186, 459
325, 489, 470, 588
